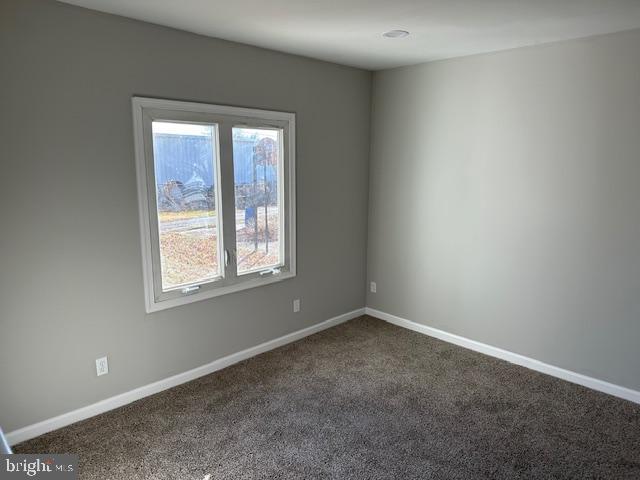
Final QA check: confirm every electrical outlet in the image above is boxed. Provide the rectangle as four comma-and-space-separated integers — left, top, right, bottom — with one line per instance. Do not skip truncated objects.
370, 281, 377, 293
96, 356, 109, 376
293, 299, 301, 313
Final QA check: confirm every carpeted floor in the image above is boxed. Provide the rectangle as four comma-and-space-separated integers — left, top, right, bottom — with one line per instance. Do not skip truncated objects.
15, 316, 640, 479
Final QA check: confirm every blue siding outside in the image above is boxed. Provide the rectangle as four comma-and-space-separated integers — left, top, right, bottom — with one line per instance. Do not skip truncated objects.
152, 134, 277, 187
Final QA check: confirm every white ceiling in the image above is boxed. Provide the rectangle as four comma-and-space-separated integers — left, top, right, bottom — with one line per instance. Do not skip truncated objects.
59, 0, 640, 70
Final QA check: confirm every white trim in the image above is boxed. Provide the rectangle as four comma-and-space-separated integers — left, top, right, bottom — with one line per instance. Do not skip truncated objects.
365, 307, 640, 405
131, 97, 296, 123
287, 118, 296, 277
143, 271, 297, 312
131, 97, 155, 312
6, 308, 365, 446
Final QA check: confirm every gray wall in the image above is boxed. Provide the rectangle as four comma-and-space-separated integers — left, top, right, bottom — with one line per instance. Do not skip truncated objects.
0, 0, 371, 432
367, 29, 640, 391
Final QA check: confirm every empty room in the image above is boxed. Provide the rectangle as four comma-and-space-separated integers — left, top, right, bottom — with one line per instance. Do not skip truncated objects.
1, 0, 639, 478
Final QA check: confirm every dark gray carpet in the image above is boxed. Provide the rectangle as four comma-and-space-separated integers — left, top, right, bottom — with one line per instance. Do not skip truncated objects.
15, 316, 640, 479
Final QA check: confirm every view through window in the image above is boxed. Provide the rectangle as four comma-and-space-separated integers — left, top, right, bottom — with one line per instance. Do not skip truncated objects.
232, 127, 283, 275
152, 121, 220, 291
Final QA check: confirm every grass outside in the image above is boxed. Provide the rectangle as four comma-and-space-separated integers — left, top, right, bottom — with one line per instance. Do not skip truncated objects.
158, 209, 215, 222
158, 209, 281, 289
236, 212, 280, 273
159, 230, 219, 289
236, 243, 280, 274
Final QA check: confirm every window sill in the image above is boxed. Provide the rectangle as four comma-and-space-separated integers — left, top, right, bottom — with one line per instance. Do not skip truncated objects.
144, 270, 296, 313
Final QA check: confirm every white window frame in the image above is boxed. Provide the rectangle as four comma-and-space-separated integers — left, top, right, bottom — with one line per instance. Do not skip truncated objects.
132, 97, 296, 313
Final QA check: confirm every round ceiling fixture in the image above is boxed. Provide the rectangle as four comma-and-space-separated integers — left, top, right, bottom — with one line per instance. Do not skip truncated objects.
383, 30, 410, 39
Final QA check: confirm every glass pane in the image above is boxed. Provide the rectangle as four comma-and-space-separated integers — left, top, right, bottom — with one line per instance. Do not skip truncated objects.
232, 127, 282, 275
152, 121, 220, 291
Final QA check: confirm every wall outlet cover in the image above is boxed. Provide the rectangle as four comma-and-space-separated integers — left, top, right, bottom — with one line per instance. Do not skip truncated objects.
96, 357, 109, 376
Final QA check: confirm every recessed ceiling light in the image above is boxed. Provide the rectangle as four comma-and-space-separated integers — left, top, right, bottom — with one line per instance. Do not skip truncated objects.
383, 30, 410, 39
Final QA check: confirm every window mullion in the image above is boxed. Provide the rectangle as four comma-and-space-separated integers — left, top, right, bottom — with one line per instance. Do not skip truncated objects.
217, 122, 239, 282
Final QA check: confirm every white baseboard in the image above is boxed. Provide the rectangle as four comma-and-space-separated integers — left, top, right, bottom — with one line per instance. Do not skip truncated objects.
365, 307, 640, 405
7, 308, 365, 446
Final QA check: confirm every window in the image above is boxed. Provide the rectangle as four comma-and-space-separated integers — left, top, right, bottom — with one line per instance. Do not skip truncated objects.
132, 97, 296, 312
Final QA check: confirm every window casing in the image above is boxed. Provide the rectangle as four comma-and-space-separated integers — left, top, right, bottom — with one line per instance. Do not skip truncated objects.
132, 97, 296, 312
